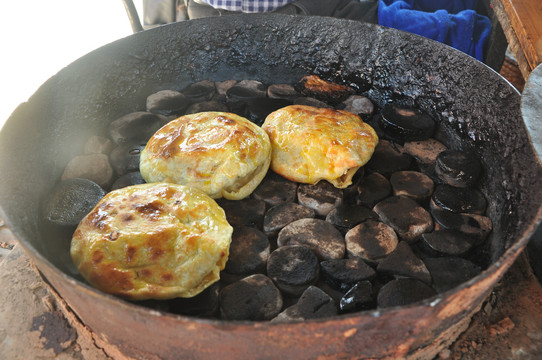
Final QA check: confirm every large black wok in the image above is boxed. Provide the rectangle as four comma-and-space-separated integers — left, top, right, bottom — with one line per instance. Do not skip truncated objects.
1, 14, 541, 359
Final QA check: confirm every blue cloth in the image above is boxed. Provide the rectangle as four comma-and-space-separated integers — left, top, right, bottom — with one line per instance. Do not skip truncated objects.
378, 0, 492, 61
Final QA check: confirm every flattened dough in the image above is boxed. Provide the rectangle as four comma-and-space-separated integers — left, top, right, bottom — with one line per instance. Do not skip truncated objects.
140, 112, 271, 200
262, 105, 378, 188
70, 183, 233, 300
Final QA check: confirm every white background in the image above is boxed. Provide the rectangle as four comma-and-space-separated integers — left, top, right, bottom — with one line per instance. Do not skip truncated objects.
0, 1, 144, 130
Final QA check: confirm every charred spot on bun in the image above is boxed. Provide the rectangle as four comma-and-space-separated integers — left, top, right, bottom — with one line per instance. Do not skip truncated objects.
70, 183, 233, 300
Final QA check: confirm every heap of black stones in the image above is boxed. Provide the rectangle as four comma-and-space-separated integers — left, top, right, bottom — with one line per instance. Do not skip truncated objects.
42, 75, 492, 322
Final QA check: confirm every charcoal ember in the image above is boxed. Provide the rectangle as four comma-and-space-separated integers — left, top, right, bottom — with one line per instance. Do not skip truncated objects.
338, 95, 374, 116
430, 208, 492, 244
215, 80, 237, 97
272, 286, 337, 322
109, 141, 146, 176
377, 241, 432, 284
108, 112, 164, 144
252, 172, 298, 207
277, 219, 345, 260
110, 172, 146, 190
357, 172, 391, 208
378, 104, 436, 143
419, 229, 473, 256
377, 278, 437, 308
343, 168, 364, 202
325, 204, 377, 234
267, 245, 320, 296
224, 226, 270, 275
169, 282, 220, 317
345, 219, 399, 263
245, 98, 293, 126
297, 181, 343, 217
435, 150, 482, 188
61, 154, 114, 189
84, 135, 113, 155
41, 178, 105, 228
263, 202, 315, 237
182, 80, 216, 102
293, 97, 333, 108
402, 138, 447, 167
320, 258, 376, 291
216, 198, 266, 228
431, 184, 487, 215
294, 75, 354, 105
390, 170, 434, 202
146, 90, 190, 116
184, 100, 228, 115
267, 83, 300, 101
226, 80, 267, 114
373, 196, 433, 243
219, 274, 283, 321
365, 140, 413, 178
339, 281, 374, 313
424, 257, 481, 293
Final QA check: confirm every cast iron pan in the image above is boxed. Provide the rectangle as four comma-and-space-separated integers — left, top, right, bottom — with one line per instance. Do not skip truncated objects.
1, 14, 541, 359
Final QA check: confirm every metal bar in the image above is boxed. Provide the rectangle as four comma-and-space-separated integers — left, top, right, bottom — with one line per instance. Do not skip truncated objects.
122, 0, 144, 33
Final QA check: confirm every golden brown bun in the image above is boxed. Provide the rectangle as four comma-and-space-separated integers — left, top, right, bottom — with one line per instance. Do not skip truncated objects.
140, 112, 271, 200
70, 183, 233, 300
262, 105, 378, 188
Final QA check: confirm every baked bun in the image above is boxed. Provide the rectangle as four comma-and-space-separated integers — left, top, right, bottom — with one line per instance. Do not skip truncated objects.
262, 105, 378, 188
140, 112, 271, 200
70, 183, 233, 300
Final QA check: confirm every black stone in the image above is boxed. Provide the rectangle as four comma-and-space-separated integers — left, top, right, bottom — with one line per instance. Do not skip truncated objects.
224, 226, 270, 275
325, 204, 377, 234
338, 95, 374, 116
267, 245, 320, 296
419, 229, 473, 256
357, 172, 392, 208
277, 218, 346, 260
365, 140, 414, 178
226, 80, 267, 114
294, 75, 354, 105
344, 219, 399, 262
184, 100, 228, 115
219, 274, 283, 321
109, 141, 146, 176
244, 98, 293, 126
263, 202, 315, 237
377, 241, 432, 284
320, 258, 376, 291
252, 171, 298, 207
108, 112, 163, 144
373, 196, 433, 243
435, 150, 482, 188
431, 184, 487, 215
182, 80, 216, 102
41, 178, 105, 228
169, 282, 220, 317
293, 97, 333, 108
216, 198, 266, 229
267, 83, 300, 101
402, 138, 448, 168
390, 170, 434, 202
378, 104, 436, 143
146, 90, 189, 117
377, 278, 437, 308
424, 257, 481, 293
430, 207, 492, 245
110, 172, 146, 190
297, 181, 343, 217
272, 286, 337, 322
339, 281, 374, 313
